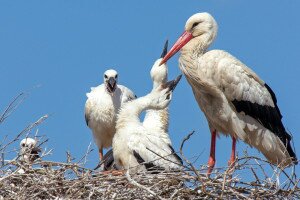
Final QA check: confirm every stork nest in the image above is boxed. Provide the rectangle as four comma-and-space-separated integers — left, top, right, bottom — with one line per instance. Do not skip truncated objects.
0, 94, 299, 199
0, 157, 299, 199
1, 131, 299, 200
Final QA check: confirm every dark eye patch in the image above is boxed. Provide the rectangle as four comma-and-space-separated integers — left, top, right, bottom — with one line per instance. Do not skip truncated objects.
115, 74, 118, 79
192, 22, 200, 29
104, 75, 108, 78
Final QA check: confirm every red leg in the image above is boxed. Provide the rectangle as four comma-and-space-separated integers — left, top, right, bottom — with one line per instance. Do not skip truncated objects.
207, 130, 216, 175
99, 147, 103, 161
228, 136, 236, 167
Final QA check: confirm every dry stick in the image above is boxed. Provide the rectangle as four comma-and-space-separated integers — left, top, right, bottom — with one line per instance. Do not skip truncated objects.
125, 170, 165, 200
179, 131, 206, 191
254, 158, 268, 179
221, 166, 235, 198
0, 93, 27, 124
170, 188, 182, 199
250, 167, 261, 184
77, 142, 93, 165
249, 156, 297, 188
0, 114, 49, 152
279, 168, 297, 188
221, 155, 239, 198
289, 179, 300, 197
37, 139, 49, 149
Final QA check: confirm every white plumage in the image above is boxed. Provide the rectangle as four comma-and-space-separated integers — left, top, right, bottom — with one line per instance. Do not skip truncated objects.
112, 75, 183, 173
85, 69, 136, 160
100, 43, 172, 171
160, 12, 297, 173
143, 40, 171, 144
19, 137, 40, 163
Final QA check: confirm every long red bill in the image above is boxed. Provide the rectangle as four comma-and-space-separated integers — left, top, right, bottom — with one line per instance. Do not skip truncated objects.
159, 31, 193, 66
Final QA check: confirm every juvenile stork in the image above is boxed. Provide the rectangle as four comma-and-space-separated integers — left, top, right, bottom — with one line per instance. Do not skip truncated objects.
160, 12, 297, 174
143, 40, 172, 144
19, 138, 41, 163
112, 75, 183, 173
85, 69, 136, 161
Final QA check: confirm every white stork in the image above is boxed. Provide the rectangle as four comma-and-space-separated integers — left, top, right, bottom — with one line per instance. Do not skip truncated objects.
160, 12, 297, 174
85, 69, 136, 161
19, 138, 41, 163
112, 75, 183, 173
143, 40, 172, 144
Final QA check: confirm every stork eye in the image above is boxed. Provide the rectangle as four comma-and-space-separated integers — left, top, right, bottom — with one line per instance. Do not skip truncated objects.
115, 74, 118, 79
192, 22, 200, 29
21, 143, 25, 147
104, 75, 108, 79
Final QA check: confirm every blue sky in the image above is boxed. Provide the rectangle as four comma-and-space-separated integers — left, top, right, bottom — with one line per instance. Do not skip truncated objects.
0, 1, 299, 179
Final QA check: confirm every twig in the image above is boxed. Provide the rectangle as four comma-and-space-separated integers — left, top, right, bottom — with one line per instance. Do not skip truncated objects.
0, 93, 27, 124
125, 170, 165, 200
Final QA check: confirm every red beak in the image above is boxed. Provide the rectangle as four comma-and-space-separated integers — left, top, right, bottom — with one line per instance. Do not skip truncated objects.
159, 31, 193, 66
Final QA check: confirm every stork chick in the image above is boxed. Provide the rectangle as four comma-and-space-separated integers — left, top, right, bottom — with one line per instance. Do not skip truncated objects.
143, 40, 171, 144
85, 69, 136, 161
113, 75, 183, 173
19, 138, 41, 163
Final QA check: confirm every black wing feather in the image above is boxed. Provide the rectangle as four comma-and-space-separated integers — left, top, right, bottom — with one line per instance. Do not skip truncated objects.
102, 149, 117, 170
168, 144, 183, 165
231, 83, 297, 163
133, 150, 164, 172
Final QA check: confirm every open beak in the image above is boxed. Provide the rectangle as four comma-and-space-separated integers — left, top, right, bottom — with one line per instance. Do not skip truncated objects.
106, 77, 116, 93
159, 31, 193, 66
162, 74, 182, 92
160, 39, 168, 58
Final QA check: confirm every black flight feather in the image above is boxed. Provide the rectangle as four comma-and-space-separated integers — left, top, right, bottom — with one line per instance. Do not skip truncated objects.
168, 144, 183, 165
133, 150, 164, 172
102, 149, 117, 170
231, 83, 297, 164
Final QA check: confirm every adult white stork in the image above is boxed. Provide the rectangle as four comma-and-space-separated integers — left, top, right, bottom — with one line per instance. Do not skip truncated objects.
19, 138, 41, 163
143, 40, 172, 144
112, 75, 183, 173
160, 12, 297, 174
85, 69, 136, 161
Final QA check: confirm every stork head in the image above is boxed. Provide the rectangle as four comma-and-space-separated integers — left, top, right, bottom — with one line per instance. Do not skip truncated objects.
19, 138, 41, 162
150, 40, 168, 88
103, 69, 118, 94
148, 75, 182, 110
160, 12, 218, 65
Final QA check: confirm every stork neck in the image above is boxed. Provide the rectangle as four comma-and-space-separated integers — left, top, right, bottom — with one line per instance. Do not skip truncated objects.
179, 36, 211, 75
151, 73, 167, 90
152, 81, 166, 90
181, 37, 208, 57
152, 82, 160, 90
118, 95, 153, 125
